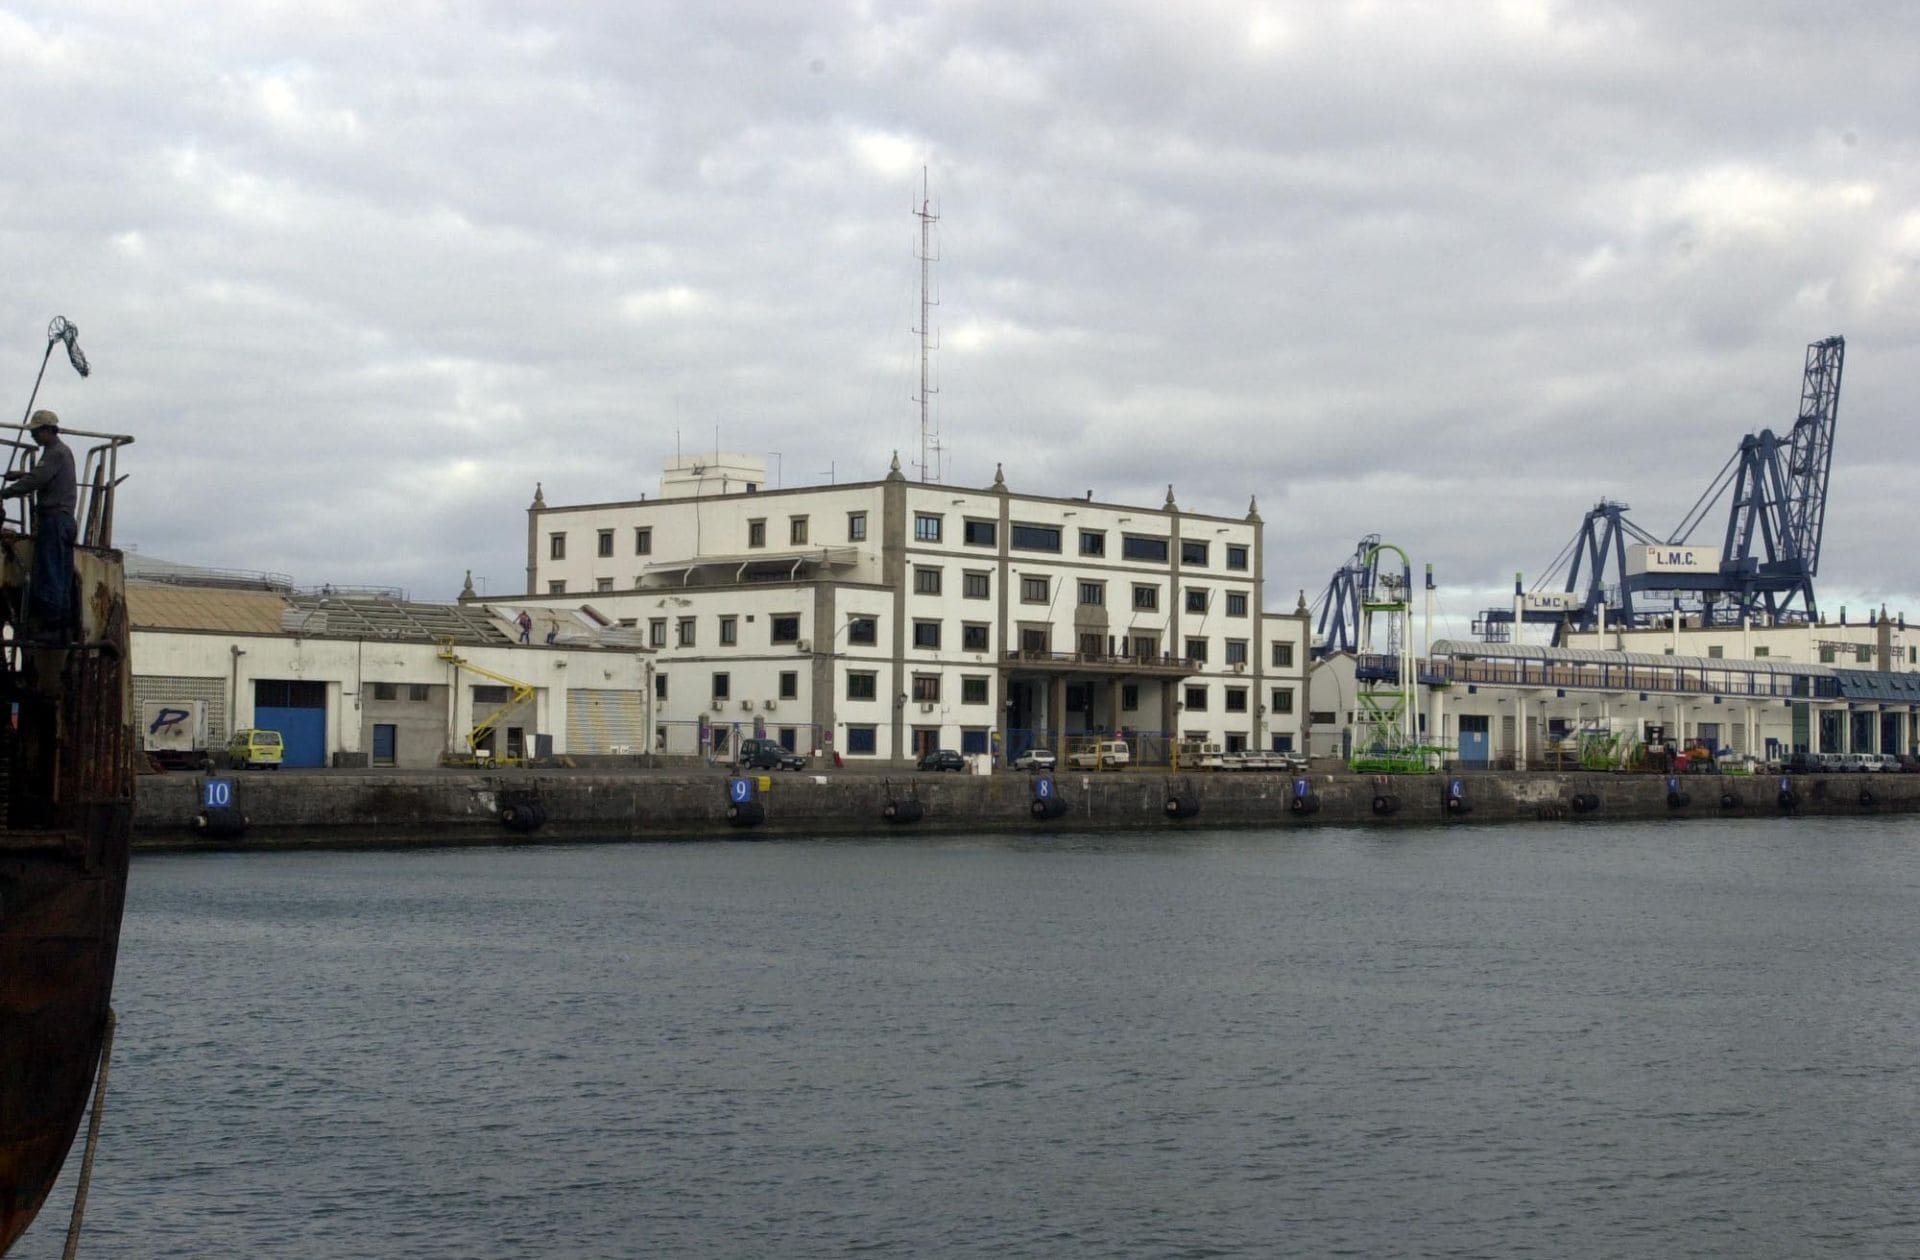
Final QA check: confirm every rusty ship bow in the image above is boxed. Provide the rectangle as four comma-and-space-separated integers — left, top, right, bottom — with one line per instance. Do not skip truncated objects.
0, 418, 134, 1255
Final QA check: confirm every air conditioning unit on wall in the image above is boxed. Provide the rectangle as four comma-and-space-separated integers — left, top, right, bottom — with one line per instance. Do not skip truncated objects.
919, 702, 936, 713
1231, 662, 1246, 673
796, 639, 811, 652
740, 699, 754, 711
710, 700, 725, 711
763, 699, 778, 710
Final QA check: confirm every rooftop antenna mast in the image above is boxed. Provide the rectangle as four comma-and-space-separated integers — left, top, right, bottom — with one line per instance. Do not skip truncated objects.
912, 167, 942, 482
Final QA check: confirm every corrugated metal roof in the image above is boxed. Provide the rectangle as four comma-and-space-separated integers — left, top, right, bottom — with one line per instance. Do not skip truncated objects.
128, 583, 291, 634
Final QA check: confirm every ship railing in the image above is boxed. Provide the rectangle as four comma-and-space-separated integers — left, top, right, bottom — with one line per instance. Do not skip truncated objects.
1, 421, 134, 550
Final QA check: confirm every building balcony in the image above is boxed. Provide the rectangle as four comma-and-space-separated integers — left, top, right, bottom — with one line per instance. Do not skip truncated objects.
1001, 648, 1200, 677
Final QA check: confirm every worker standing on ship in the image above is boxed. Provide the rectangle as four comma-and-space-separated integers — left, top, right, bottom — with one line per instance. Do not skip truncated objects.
1, 410, 77, 642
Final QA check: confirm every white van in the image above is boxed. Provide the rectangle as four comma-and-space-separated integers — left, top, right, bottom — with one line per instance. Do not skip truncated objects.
1068, 739, 1132, 771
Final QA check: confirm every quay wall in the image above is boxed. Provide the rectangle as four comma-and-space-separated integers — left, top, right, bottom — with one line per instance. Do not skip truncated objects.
132, 769, 1917, 850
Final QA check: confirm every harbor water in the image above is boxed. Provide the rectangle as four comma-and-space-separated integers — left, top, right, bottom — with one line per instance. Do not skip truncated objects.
23, 819, 1920, 1258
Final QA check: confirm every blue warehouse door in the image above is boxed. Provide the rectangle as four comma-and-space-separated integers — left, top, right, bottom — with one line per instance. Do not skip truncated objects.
255, 679, 328, 768
1457, 714, 1490, 767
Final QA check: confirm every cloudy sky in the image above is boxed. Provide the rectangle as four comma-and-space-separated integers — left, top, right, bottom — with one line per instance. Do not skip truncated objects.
4, 0, 1917, 637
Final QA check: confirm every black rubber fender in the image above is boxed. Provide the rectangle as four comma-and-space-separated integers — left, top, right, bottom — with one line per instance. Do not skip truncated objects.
726, 800, 766, 828
1288, 793, 1320, 816
1445, 795, 1471, 815
1030, 795, 1071, 821
1571, 792, 1600, 814
1719, 791, 1739, 810
883, 799, 924, 824
1666, 790, 1691, 810
1163, 795, 1201, 819
1371, 794, 1400, 817
1859, 788, 1877, 811
1778, 787, 1799, 812
189, 806, 249, 839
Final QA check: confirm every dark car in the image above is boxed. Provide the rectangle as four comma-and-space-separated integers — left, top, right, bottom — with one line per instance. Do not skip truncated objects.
917, 749, 967, 772
738, 738, 806, 771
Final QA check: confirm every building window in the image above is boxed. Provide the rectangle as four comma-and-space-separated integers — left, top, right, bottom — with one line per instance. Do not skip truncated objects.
1271, 687, 1294, 714
719, 616, 737, 646
1020, 626, 1050, 653
1707, 644, 1724, 659
655, 673, 668, 700
548, 580, 566, 595
848, 512, 868, 542
1184, 685, 1209, 712
408, 684, 430, 702
1010, 523, 1062, 552
1226, 545, 1248, 571
711, 673, 730, 701
1123, 535, 1169, 563
962, 622, 989, 651
649, 618, 666, 648
597, 529, 614, 558
1819, 646, 1835, 663
1186, 637, 1208, 663
1132, 634, 1158, 658
915, 514, 943, 542
1857, 646, 1872, 663
1271, 641, 1294, 668
961, 676, 989, 704
771, 615, 800, 644
1078, 632, 1102, 657
1133, 584, 1158, 611
779, 671, 798, 700
912, 675, 940, 702
963, 571, 990, 599
963, 519, 996, 547
1182, 540, 1209, 566
372, 682, 397, 701
1122, 684, 1139, 711
594, 577, 614, 592
914, 567, 942, 595
1078, 581, 1105, 606
677, 617, 696, 647
846, 726, 877, 754
790, 516, 809, 545
1080, 530, 1106, 557
847, 672, 877, 701
848, 616, 877, 646
1754, 646, 1771, 658
1186, 588, 1208, 613
1225, 639, 1248, 665
913, 620, 942, 649
1226, 592, 1248, 617
549, 532, 566, 560
748, 519, 766, 548
1021, 576, 1049, 603
1224, 687, 1248, 713
635, 527, 652, 555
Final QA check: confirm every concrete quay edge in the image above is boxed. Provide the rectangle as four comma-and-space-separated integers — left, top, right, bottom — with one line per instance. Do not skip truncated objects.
130, 769, 1915, 851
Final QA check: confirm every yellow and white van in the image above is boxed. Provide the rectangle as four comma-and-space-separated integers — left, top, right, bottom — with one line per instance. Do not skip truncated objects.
227, 728, 284, 770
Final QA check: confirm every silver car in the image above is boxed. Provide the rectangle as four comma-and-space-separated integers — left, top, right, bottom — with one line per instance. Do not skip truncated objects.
1010, 748, 1057, 772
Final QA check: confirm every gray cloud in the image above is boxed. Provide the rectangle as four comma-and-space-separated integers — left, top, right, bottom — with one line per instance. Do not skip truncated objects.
3, 0, 1915, 626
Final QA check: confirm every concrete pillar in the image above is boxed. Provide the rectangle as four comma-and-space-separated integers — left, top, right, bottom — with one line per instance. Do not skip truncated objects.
1051, 675, 1068, 762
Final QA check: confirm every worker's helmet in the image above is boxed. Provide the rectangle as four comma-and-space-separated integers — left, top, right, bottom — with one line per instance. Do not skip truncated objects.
27, 410, 57, 433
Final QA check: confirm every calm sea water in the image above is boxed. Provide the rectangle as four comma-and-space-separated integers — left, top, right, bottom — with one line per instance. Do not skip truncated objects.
21, 819, 1920, 1258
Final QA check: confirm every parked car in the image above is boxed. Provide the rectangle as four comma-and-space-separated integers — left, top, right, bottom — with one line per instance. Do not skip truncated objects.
1842, 752, 1877, 773
918, 748, 967, 772
226, 728, 284, 770
1875, 753, 1902, 773
1898, 754, 1920, 774
737, 738, 806, 771
1010, 748, 1056, 772
1067, 739, 1132, 771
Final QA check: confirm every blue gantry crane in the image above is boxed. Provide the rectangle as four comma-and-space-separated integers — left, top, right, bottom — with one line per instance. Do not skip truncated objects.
1474, 335, 1846, 641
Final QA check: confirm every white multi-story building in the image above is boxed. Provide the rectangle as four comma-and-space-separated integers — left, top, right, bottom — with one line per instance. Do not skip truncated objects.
511, 454, 1309, 765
